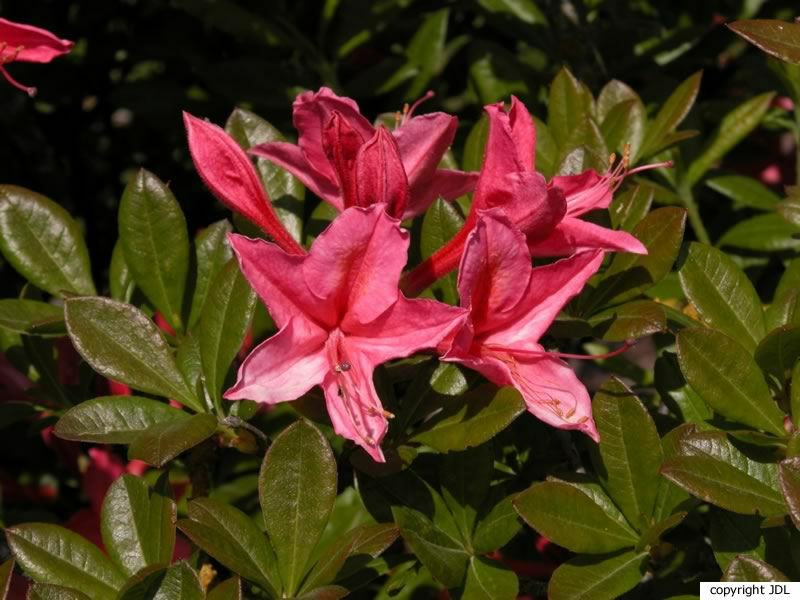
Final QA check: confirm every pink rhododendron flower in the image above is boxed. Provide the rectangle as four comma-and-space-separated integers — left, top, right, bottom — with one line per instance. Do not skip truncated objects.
225, 203, 467, 461
402, 96, 651, 296
442, 210, 604, 440
250, 87, 478, 219
184, 112, 305, 256
0, 18, 73, 96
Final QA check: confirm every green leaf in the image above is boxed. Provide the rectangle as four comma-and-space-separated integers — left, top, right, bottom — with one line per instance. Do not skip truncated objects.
600, 99, 646, 159
477, 0, 547, 25
719, 214, 800, 252
640, 71, 702, 158
27, 585, 90, 600
778, 197, 800, 227
532, 116, 557, 178
597, 80, 641, 123
678, 242, 765, 352
591, 377, 663, 530
709, 511, 766, 572
728, 19, 800, 65
116, 562, 204, 600
706, 175, 780, 211
110, 241, 135, 304
609, 184, 654, 232
392, 506, 469, 587
0, 299, 64, 336
513, 481, 639, 553
207, 576, 241, 600
677, 328, 785, 436
200, 259, 256, 403
0, 185, 95, 297
779, 457, 800, 530
548, 550, 647, 600
462, 115, 488, 173
128, 413, 217, 467
587, 207, 686, 309
766, 288, 800, 331
296, 585, 349, 600
177, 330, 204, 401
793, 362, 800, 429
549, 67, 593, 149
64, 297, 201, 411
178, 498, 279, 596
6, 523, 125, 599
686, 92, 775, 187
54, 396, 188, 443
420, 199, 464, 305
440, 444, 493, 546
589, 300, 666, 342
226, 108, 305, 244
472, 493, 522, 553
100, 474, 175, 576
654, 353, 713, 427
637, 512, 687, 550
187, 219, 233, 329
404, 9, 449, 99
660, 429, 786, 516
459, 556, 518, 600
260, 420, 337, 596
755, 325, 800, 381
410, 385, 525, 452
119, 169, 190, 332
0, 559, 13, 600
723, 555, 790, 582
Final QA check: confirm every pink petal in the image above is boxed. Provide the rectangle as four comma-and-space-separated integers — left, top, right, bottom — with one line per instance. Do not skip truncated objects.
293, 87, 374, 185
305, 205, 410, 328
393, 112, 458, 189
224, 317, 328, 404
346, 295, 467, 365
473, 102, 526, 209
486, 250, 604, 347
356, 126, 409, 217
404, 169, 479, 219
508, 96, 536, 171
0, 18, 73, 63
489, 172, 565, 237
528, 217, 647, 257
228, 233, 336, 329
184, 112, 303, 254
321, 336, 388, 462
250, 141, 343, 210
457, 210, 533, 330
323, 111, 365, 208
549, 170, 611, 216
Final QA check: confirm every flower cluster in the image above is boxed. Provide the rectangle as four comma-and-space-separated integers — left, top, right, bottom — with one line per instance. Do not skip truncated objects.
184, 88, 650, 461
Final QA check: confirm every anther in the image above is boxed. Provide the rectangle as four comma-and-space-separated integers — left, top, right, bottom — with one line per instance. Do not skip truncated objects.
364, 436, 376, 446
334, 362, 351, 373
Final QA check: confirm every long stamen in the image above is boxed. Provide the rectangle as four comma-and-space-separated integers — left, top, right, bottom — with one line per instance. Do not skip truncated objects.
0, 65, 36, 96
483, 339, 637, 361
401, 90, 435, 125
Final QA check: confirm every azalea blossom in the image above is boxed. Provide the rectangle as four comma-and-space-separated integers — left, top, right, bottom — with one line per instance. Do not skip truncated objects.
0, 18, 73, 96
442, 210, 604, 440
184, 112, 305, 256
225, 204, 467, 461
250, 87, 478, 219
402, 96, 653, 296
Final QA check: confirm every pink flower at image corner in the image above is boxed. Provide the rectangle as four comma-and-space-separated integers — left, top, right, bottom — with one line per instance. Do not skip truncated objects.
250, 87, 479, 219
223, 204, 467, 462
442, 210, 604, 441
0, 18, 73, 96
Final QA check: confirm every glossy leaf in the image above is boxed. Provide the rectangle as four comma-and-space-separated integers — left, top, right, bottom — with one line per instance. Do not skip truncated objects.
793, 362, 800, 429
477, 0, 547, 25
200, 258, 256, 402
226, 108, 305, 243
207, 576, 241, 600
460, 556, 517, 600
686, 92, 775, 187
661, 429, 786, 516
410, 385, 525, 452
728, 19, 800, 65
472, 493, 522, 554
0, 559, 12, 600
609, 184, 654, 232
0, 299, 64, 336
0, 185, 95, 297
588, 207, 686, 309
128, 413, 217, 467
187, 219, 233, 329
64, 297, 201, 411
709, 511, 766, 572
420, 198, 464, 305
678, 242, 765, 352
178, 498, 279, 596
600, 99, 645, 159
591, 377, 663, 530
779, 457, 800, 530
27, 585, 90, 600
513, 481, 639, 553
654, 353, 713, 428
548, 550, 647, 600
766, 288, 800, 331
637, 512, 687, 550
260, 420, 337, 596
549, 67, 592, 148
440, 444, 493, 545
723, 555, 790, 582
6, 523, 125, 599
404, 8, 449, 98
755, 325, 800, 381
778, 197, 800, 227
462, 115, 488, 173
677, 328, 785, 436
100, 474, 175, 576
119, 169, 190, 332
116, 562, 204, 600
54, 396, 188, 443
719, 214, 800, 252
640, 71, 701, 158
706, 175, 780, 211
110, 241, 135, 303
589, 300, 666, 342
